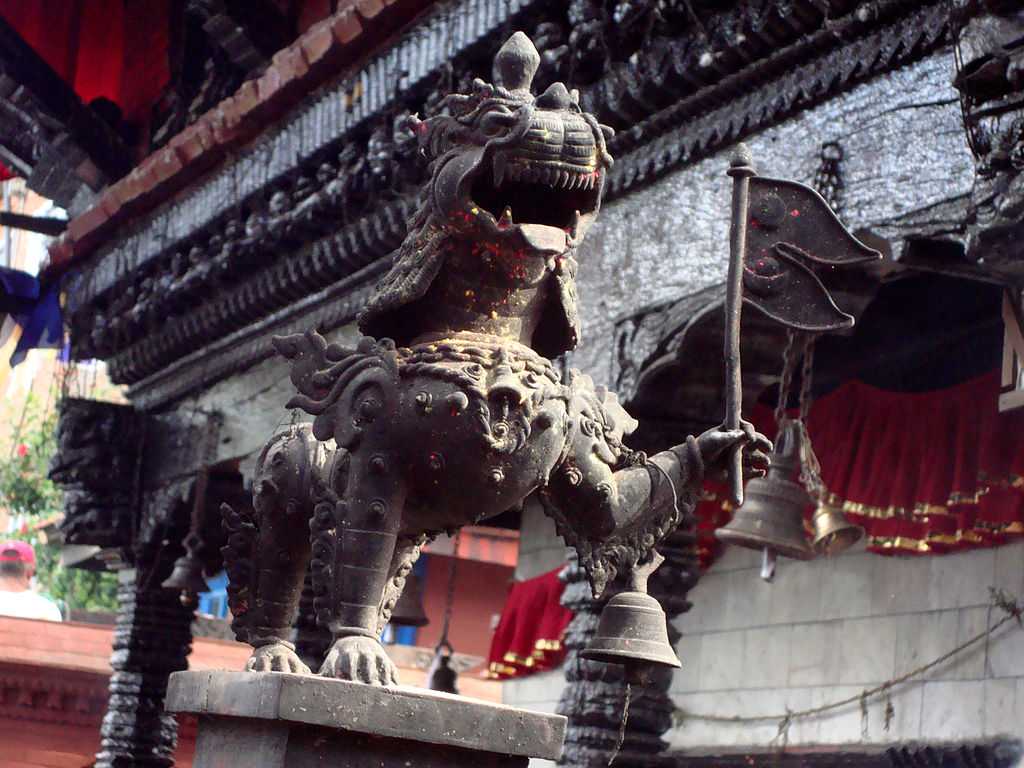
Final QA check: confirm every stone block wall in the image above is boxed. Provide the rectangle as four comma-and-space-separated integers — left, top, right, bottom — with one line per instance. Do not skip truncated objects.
667, 540, 1024, 749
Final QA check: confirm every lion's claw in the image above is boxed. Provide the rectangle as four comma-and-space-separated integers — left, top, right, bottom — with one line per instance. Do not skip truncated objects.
319, 635, 398, 685
245, 643, 311, 674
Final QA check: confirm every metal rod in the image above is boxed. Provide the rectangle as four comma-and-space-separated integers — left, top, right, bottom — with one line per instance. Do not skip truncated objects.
724, 144, 755, 507
2, 184, 10, 268
0, 211, 68, 236
760, 548, 776, 582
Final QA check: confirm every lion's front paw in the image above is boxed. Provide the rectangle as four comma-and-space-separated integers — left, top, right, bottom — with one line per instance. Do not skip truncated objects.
245, 642, 311, 674
319, 635, 398, 685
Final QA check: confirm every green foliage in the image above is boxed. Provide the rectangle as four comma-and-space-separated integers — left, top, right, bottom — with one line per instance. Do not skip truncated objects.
1, 395, 118, 613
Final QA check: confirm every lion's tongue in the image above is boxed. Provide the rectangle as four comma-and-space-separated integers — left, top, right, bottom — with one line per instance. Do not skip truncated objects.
518, 224, 567, 254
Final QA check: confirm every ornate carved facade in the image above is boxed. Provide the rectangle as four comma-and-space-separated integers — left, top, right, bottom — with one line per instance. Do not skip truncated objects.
34, 0, 1024, 765
49, 398, 143, 551
62, 0, 956, 411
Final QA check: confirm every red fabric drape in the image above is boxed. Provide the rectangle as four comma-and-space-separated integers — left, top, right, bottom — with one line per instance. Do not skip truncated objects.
808, 369, 1024, 553
699, 369, 1024, 565
0, 162, 14, 181
486, 568, 572, 680
0, 0, 170, 125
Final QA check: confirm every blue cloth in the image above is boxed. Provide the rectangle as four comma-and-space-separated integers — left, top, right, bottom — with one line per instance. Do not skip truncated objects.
10, 281, 63, 366
0, 265, 39, 314
198, 571, 230, 618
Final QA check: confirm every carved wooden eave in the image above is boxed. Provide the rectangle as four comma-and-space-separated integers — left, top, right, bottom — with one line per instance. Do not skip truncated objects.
601, 1, 952, 199
52, 0, 970, 411
612, 272, 879, 428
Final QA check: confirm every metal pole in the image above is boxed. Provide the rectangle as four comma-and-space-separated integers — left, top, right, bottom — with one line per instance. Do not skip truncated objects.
724, 144, 755, 507
2, 182, 11, 268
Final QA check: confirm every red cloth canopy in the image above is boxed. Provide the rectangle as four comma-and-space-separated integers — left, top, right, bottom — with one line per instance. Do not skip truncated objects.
698, 369, 1024, 563
807, 369, 1024, 553
486, 568, 572, 680
0, 0, 170, 126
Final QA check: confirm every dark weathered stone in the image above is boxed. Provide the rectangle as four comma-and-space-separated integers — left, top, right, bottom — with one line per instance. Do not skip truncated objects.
220, 32, 770, 687
65, 0, 959, 405
48, 398, 143, 551
952, 0, 1024, 273
166, 670, 565, 765
96, 567, 194, 768
556, 521, 702, 768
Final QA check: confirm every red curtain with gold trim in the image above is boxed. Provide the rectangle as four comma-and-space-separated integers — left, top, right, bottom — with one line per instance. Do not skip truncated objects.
486, 568, 572, 680
698, 370, 1024, 563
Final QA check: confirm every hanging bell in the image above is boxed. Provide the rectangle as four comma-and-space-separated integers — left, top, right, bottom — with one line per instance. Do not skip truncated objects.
390, 572, 429, 627
426, 642, 459, 694
581, 590, 682, 678
811, 502, 863, 556
161, 533, 210, 608
715, 421, 815, 564
581, 551, 680, 680
157, 557, 207, 610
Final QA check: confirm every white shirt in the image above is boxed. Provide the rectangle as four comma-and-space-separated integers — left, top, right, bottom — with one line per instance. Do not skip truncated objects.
0, 589, 63, 621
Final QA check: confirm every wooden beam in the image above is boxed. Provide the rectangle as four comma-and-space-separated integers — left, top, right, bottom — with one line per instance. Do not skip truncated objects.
0, 211, 67, 236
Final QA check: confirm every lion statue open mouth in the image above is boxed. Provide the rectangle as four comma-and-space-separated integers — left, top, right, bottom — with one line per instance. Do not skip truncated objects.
221, 32, 769, 685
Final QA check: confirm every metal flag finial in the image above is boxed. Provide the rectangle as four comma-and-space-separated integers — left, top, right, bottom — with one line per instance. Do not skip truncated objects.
723, 143, 757, 507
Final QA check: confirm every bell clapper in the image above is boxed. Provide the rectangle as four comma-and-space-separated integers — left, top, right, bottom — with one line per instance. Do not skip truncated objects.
760, 547, 777, 582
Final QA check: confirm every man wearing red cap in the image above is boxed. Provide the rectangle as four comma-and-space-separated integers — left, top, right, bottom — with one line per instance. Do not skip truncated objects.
0, 540, 62, 621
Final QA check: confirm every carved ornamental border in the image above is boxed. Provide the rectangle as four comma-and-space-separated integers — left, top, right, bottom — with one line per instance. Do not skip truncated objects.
67, 0, 951, 410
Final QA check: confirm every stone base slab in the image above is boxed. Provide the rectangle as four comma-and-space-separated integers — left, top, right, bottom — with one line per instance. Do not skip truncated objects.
166, 670, 565, 768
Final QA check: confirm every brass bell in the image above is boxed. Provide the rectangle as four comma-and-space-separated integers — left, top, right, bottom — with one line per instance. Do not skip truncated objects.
581, 552, 680, 681
715, 421, 815, 573
390, 572, 429, 627
426, 642, 459, 694
581, 590, 682, 679
811, 502, 863, 556
161, 541, 210, 608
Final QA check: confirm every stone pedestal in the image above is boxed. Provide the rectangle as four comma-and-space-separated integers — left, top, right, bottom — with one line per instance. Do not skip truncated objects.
166, 671, 566, 768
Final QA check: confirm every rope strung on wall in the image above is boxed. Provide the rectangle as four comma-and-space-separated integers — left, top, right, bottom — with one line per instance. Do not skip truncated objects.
673, 588, 1023, 746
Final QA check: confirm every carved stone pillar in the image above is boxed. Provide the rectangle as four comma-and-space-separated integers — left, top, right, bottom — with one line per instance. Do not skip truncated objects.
557, 516, 701, 767
96, 563, 195, 768
51, 400, 202, 767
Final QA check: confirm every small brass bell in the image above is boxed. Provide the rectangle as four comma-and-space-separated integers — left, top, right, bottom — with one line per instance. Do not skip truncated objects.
581, 552, 681, 681
162, 533, 210, 607
715, 421, 814, 577
811, 502, 863, 556
581, 592, 681, 675
390, 573, 429, 627
426, 642, 459, 694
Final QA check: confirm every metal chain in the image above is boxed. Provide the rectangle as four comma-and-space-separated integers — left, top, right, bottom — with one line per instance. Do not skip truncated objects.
794, 334, 827, 503
773, 328, 801, 429
437, 530, 462, 651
